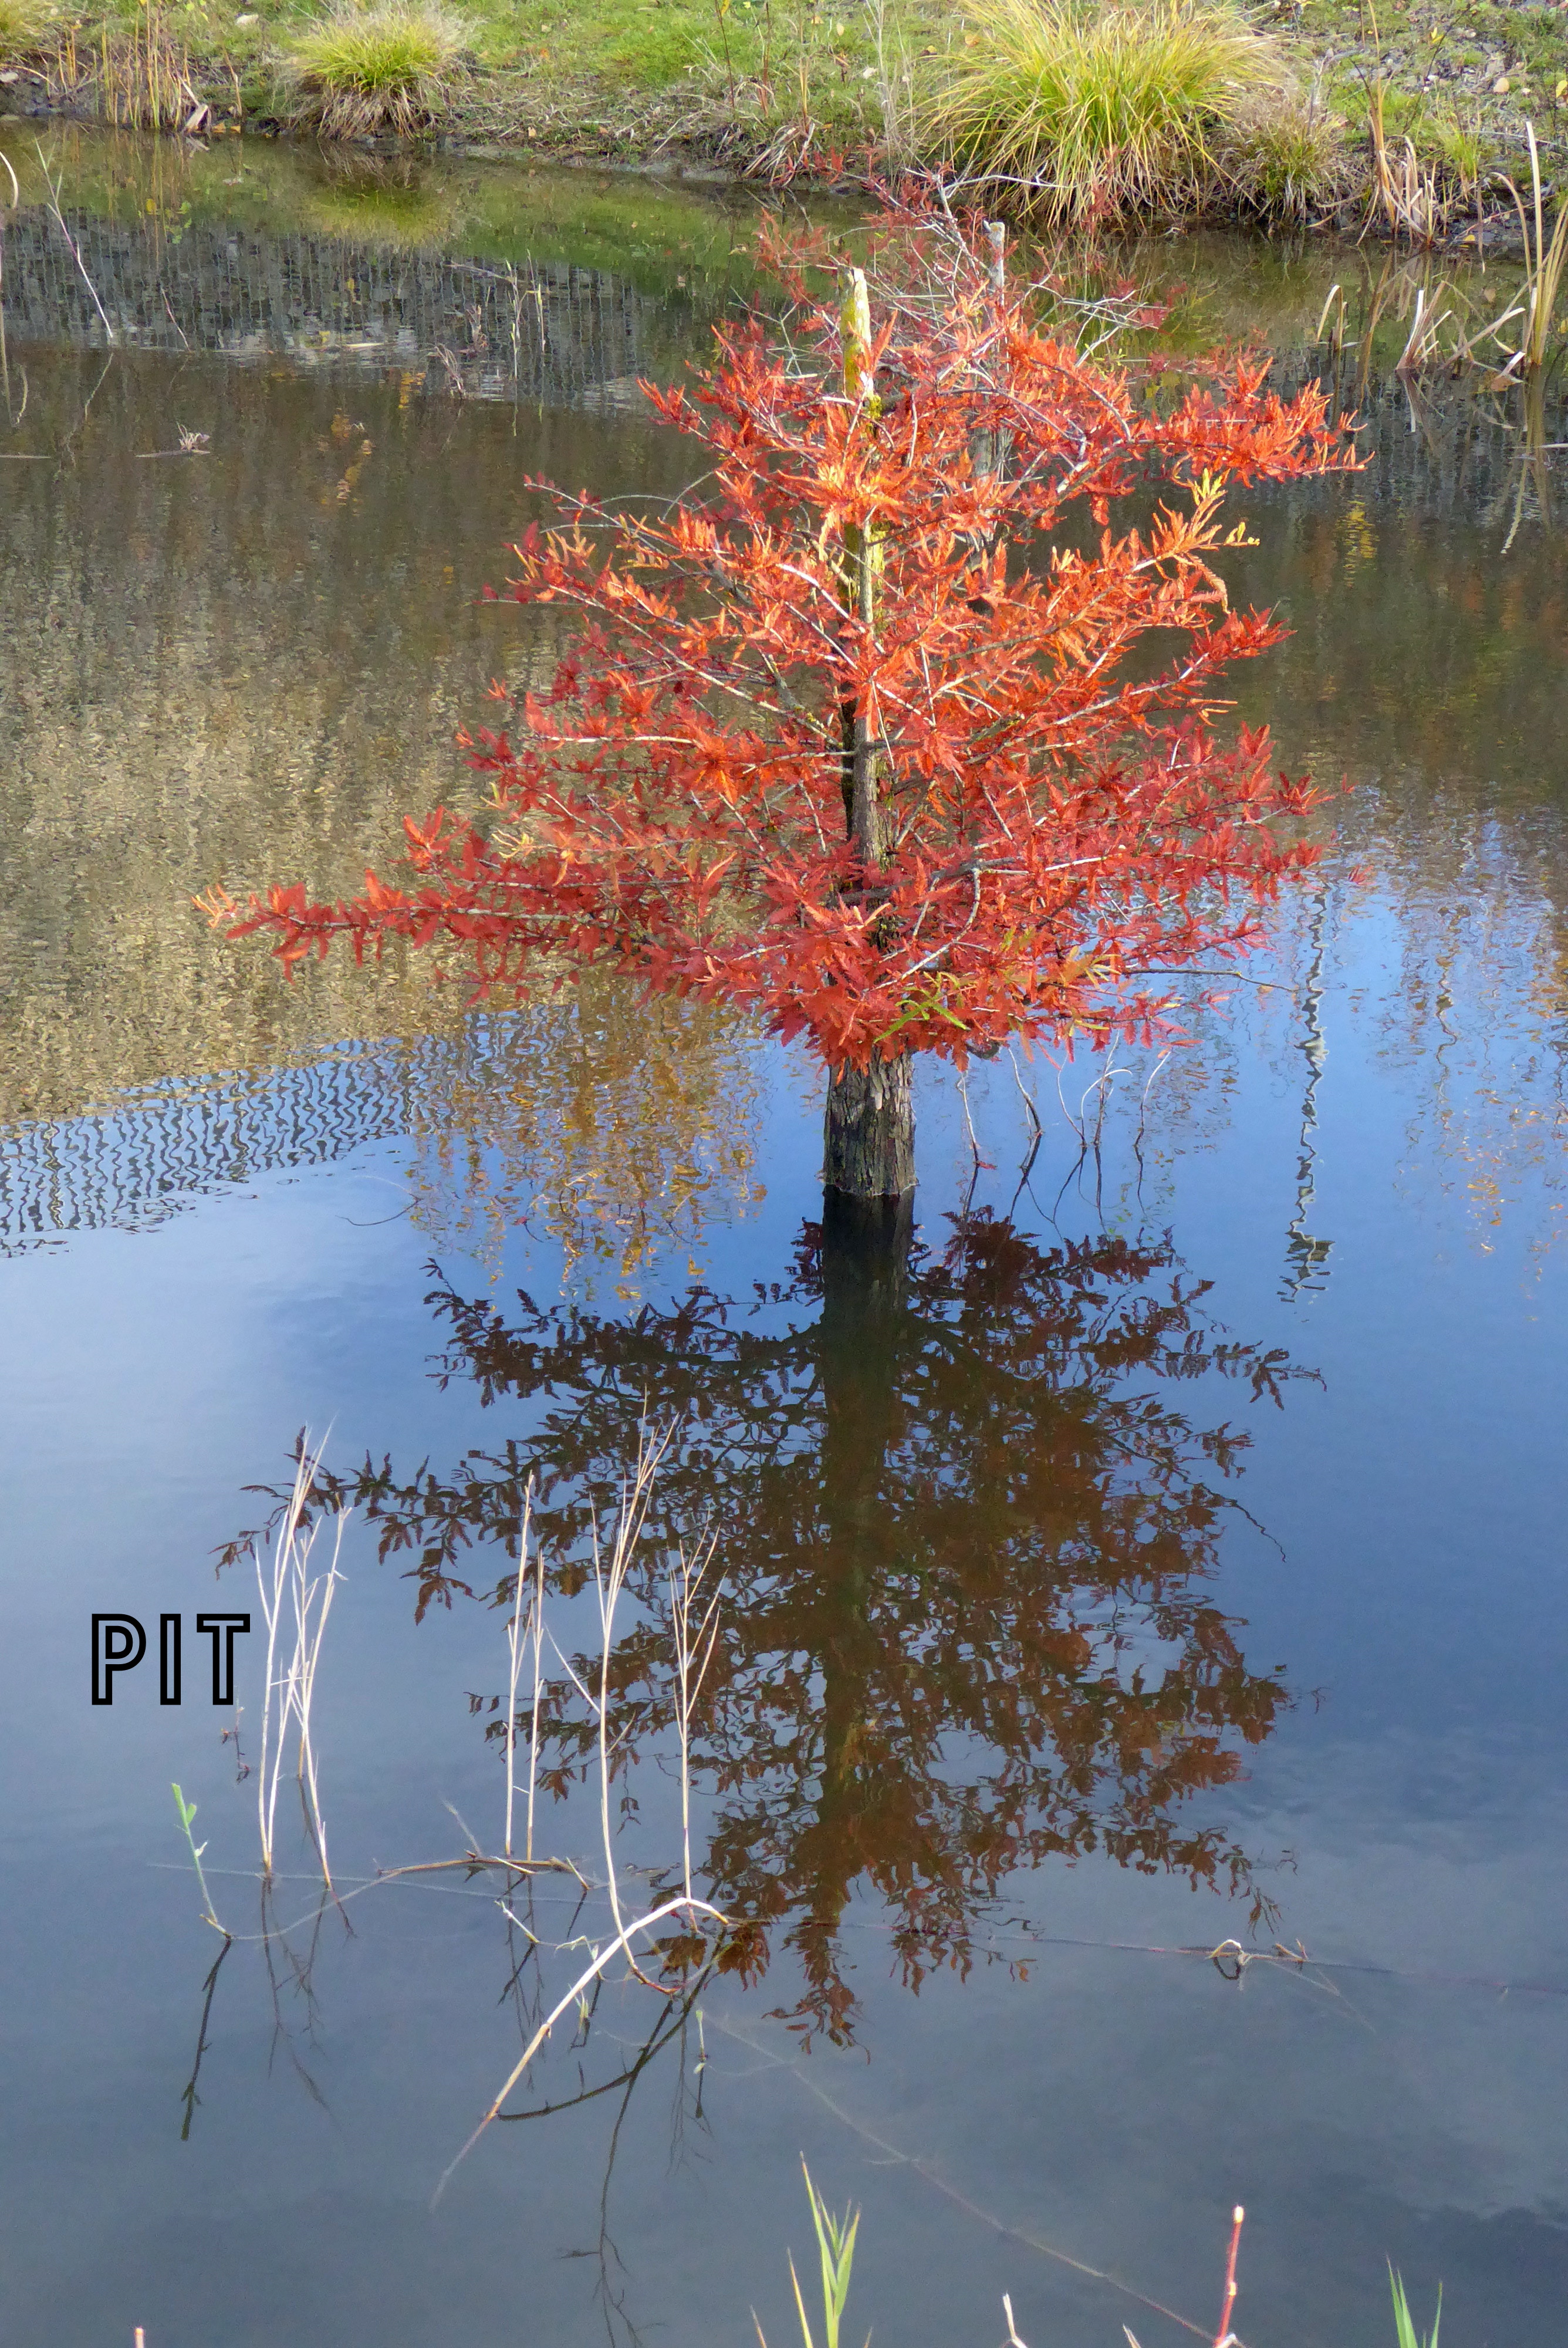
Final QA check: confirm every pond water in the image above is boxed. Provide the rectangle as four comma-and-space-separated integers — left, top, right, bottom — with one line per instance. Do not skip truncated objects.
2, 126, 1567, 2348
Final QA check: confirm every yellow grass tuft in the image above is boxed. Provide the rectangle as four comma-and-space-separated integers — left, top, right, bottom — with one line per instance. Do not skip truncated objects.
283, 1, 471, 138
923, 0, 1292, 224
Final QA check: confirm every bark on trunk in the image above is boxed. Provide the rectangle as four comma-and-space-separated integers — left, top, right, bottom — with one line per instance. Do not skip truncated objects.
823, 1054, 915, 1200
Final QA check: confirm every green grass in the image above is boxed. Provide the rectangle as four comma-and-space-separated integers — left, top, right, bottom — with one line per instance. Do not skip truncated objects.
756, 2167, 864, 2348
283, 0, 471, 135
494, 0, 910, 143
1228, 88, 1353, 217
0, 0, 52, 60
4, 0, 1561, 201
1389, 2266, 1441, 2348
921, 0, 1293, 224
752, 2175, 1451, 2348
267, 0, 905, 150
1422, 98, 1485, 191
1506, 116, 1568, 367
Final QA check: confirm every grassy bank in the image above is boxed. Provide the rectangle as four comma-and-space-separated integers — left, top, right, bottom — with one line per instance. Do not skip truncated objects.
1, 0, 1564, 226
0, 0, 910, 158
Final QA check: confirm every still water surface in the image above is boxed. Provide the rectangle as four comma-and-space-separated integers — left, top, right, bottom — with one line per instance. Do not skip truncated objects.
2, 127, 1567, 2348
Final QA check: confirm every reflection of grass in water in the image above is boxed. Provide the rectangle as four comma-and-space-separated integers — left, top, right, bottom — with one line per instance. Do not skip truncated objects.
298, 157, 465, 249
5, 121, 768, 298
399, 983, 767, 1294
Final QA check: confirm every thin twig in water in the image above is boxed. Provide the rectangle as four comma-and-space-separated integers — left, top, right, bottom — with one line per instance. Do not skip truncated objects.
1005, 1045, 1043, 1142
178, 1930, 234, 2139
0, 150, 18, 400
33, 142, 116, 343
254, 1436, 346, 1891
955, 1065, 994, 1169
431, 1890, 729, 2205
669, 1529, 723, 1903
503, 1477, 535, 1863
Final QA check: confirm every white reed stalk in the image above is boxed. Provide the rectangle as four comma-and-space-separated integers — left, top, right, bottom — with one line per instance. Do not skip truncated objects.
592, 1427, 669, 1949
434, 1426, 730, 2205
526, 1507, 545, 1863
668, 1531, 722, 1905
503, 1479, 535, 1863
592, 1502, 627, 1946
292, 1509, 345, 1891
254, 1453, 307, 1877
32, 142, 116, 343
432, 1890, 728, 2204
252, 1436, 346, 1888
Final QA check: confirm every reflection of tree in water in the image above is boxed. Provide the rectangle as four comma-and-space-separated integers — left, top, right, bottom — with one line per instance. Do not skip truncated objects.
397, 991, 764, 1289
233, 1209, 1304, 2043
1282, 880, 1337, 1303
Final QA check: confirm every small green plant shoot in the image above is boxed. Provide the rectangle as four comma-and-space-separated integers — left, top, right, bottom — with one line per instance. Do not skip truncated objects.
1390, 2265, 1442, 2348
171, 1781, 225, 1934
757, 2163, 867, 2348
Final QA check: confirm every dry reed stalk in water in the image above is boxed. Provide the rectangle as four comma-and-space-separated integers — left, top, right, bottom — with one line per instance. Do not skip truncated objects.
592, 1425, 673, 1968
32, 142, 114, 343
669, 1529, 722, 1902
431, 1888, 728, 2204
1214, 2203, 1245, 2346
254, 1436, 346, 1888
0, 149, 16, 397
1505, 122, 1568, 372
432, 1429, 730, 2202
502, 1476, 535, 1863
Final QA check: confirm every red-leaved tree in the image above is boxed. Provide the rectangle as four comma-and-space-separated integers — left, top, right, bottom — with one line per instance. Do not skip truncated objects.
210, 211, 1353, 1203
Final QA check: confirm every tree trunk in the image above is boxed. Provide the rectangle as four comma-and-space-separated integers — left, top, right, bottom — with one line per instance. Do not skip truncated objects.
823, 1054, 915, 1200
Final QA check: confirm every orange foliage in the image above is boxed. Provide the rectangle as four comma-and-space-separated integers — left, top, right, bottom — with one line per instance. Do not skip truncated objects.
221, 210, 1356, 1080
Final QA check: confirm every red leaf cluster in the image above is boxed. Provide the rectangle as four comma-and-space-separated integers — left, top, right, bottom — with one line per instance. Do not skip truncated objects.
223, 214, 1356, 1072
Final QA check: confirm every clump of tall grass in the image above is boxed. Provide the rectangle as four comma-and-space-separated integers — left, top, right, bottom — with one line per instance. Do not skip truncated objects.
96, 5, 204, 133
282, 0, 471, 139
1424, 104, 1485, 209
921, 0, 1291, 225
1226, 90, 1352, 222
0, 0, 52, 61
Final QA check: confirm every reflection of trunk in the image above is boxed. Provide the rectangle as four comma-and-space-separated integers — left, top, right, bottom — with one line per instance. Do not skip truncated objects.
823, 1054, 915, 1199
795, 1189, 913, 1975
